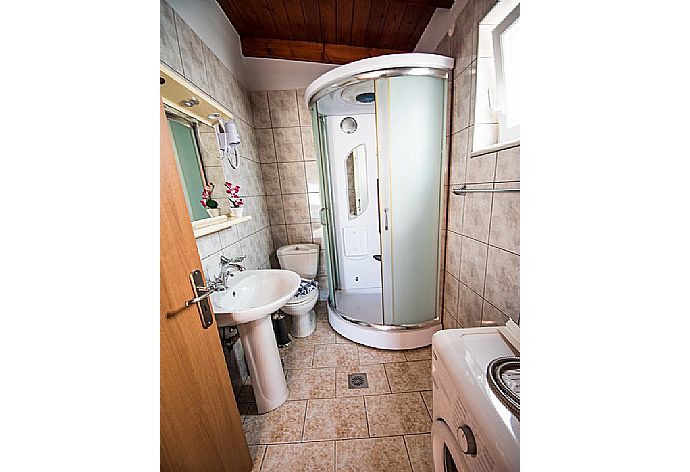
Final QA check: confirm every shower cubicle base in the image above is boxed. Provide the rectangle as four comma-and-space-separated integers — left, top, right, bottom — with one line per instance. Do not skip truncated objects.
327, 304, 441, 350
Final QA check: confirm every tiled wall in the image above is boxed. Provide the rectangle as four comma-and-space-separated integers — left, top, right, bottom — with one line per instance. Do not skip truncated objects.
161, 0, 272, 391
250, 90, 329, 296
435, 0, 520, 329
160, 0, 272, 281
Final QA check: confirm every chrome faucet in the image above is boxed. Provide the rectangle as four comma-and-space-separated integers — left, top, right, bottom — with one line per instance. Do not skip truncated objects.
214, 255, 246, 289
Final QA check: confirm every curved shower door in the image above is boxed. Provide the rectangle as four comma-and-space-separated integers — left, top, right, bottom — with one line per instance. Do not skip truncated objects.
375, 74, 447, 326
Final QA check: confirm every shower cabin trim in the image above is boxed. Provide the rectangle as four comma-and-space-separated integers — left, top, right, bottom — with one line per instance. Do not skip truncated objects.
307, 53, 454, 350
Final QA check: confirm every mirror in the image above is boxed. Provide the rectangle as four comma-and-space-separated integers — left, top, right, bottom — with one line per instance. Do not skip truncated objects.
345, 144, 369, 219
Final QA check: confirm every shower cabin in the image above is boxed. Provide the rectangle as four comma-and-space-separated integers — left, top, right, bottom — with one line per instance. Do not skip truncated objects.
305, 54, 454, 349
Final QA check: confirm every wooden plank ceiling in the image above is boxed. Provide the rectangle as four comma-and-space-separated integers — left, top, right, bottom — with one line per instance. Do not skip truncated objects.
217, 0, 454, 65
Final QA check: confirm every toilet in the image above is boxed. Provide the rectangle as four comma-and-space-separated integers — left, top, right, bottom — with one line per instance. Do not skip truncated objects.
276, 243, 320, 338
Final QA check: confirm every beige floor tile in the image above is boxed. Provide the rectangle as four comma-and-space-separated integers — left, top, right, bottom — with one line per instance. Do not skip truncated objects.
421, 390, 433, 419
286, 367, 336, 400
248, 445, 266, 472
261, 441, 335, 472
365, 393, 432, 436
336, 437, 412, 472
243, 400, 306, 445
313, 343, 359, 369
336, 364, 391, 397
384, 360, 432, 393
404, 434, 433, 472
403, 346, 432, 361
358, 345, 407, 365
280, 344, 314, 369
291, 321, 336, 345
303, 397, 368, 441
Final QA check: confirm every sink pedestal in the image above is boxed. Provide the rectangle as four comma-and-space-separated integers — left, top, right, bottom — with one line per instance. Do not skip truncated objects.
237, 315, 288, 413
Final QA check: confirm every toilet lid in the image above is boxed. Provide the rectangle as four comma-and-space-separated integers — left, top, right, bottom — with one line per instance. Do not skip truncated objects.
285, 289, 318, 306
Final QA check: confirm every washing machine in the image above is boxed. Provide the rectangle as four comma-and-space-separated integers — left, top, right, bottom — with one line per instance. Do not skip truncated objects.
431, 321, 520, 472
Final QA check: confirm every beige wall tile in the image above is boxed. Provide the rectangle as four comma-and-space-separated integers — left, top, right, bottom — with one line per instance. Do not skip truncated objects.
271, 224, 288, 250
443, 272, 459, 317
450, 128, 469, 185
250, 90, 271, 128
301, 126, 316, 160
459, 236, 488, 295
457, 282, 483, 328
305, 161, 320, 193
481, 300, 510, 326
282, 193, 310, 223
452, 66, 473, 134
447, 193, 464, 234
268, 90, 299, 127
266, 195, 285, 225
466, 152, 496, 183
297, 88, 312, 127
484, 246, 519, 320
489, 183, 520, 254
260, 163, 281, 195
461, 184, 493, 242
445, 231, 462, 279
495, 145, 520, 182
274, 127, 303, 161
303, 397, 368, 441
174, 13, 209, 92
287, 223, 313, 244
278, 162, 307, 194
159, 1, 182, 73
256, 129, 277, 163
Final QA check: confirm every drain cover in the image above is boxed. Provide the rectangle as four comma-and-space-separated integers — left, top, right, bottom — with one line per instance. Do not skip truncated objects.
348, 373, 369, 389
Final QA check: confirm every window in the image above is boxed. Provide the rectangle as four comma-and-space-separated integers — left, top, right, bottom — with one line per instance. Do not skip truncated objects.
493, 4, 520, 141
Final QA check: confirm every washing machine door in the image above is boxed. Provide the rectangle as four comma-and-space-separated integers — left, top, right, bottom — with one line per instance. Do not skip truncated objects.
432, 419, 469, 472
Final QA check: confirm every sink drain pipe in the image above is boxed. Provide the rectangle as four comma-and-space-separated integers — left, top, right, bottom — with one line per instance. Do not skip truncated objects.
272, 311, 291, 347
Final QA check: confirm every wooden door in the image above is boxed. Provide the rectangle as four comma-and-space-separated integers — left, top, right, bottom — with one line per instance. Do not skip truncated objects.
160, 101, 251, 472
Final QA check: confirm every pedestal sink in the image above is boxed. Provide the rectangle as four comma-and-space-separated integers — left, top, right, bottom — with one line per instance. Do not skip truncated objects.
211, 269, 300, 413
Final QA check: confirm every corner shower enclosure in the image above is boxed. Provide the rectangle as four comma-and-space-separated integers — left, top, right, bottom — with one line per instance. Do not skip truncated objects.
306, 54, 454, 349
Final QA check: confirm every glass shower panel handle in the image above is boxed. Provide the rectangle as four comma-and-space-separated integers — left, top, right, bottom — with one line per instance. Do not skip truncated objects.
383, 208, 389, 231
319, 207, 328, 226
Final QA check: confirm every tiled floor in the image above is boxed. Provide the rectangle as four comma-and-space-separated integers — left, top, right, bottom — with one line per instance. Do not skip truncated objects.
237, 302, 434, 472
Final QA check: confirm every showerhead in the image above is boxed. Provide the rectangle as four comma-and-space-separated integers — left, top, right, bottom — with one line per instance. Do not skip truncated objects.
355, 92, 375, 104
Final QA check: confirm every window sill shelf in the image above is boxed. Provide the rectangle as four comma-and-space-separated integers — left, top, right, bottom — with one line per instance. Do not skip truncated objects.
471, 139, 520, 158
193, 215, 252, 239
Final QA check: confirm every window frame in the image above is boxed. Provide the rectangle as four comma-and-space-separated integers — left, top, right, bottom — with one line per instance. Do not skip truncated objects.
492, 4, 520, 142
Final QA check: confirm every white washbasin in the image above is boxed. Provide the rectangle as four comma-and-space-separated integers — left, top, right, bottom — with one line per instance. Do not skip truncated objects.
210, 269, 300, 414
211, 269, 301, 326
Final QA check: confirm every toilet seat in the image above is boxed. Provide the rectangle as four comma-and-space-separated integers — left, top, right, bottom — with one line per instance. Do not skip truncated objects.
283, 289, 318, 308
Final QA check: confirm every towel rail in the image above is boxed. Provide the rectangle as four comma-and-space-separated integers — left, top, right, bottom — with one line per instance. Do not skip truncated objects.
452, 185, 519, 195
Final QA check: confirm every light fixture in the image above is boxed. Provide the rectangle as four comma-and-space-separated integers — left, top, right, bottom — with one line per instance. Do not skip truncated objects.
181, 97, 199, 107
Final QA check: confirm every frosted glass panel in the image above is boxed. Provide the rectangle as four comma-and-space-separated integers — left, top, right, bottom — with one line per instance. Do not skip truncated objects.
376, 75, 446, 325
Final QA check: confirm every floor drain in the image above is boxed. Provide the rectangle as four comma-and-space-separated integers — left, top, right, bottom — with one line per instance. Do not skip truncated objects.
348, 373, 369, 389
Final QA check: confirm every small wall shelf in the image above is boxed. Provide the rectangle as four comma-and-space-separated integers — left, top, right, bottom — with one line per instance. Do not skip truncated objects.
193, 215, 251, 239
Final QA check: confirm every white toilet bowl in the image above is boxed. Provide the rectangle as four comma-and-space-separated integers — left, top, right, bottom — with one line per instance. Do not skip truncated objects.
280, 289, 319, 337
277, 243, 320, 338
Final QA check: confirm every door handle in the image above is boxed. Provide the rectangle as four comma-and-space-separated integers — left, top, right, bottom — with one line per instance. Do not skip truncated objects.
189, 270, 214, 329
319, 207, 328, 226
